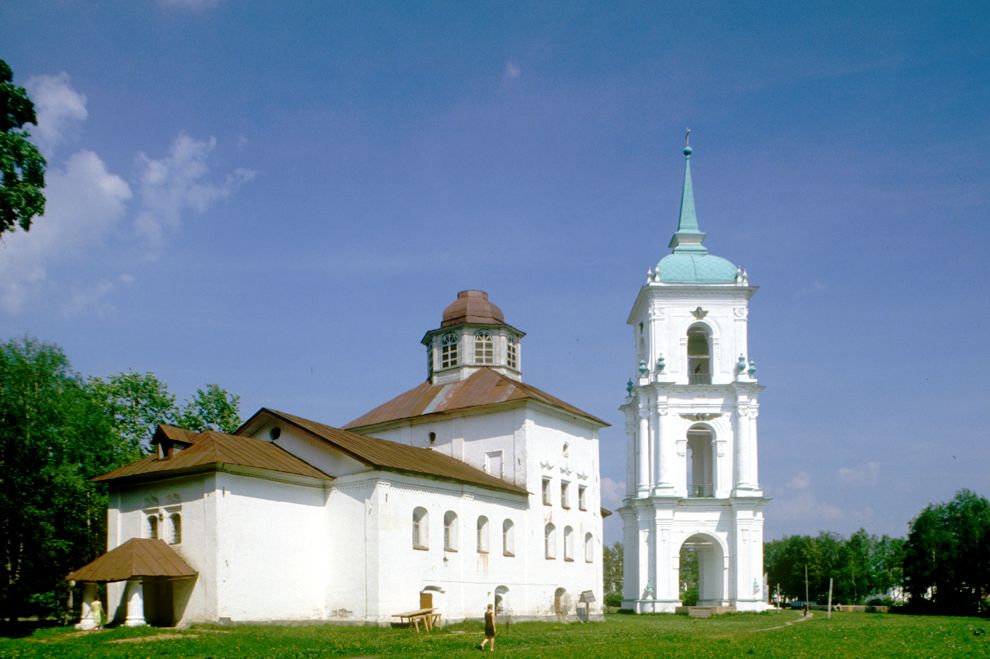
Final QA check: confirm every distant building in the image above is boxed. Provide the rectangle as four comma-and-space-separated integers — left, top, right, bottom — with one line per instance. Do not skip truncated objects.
619, 142, 769, 612
69, 291, 606, 628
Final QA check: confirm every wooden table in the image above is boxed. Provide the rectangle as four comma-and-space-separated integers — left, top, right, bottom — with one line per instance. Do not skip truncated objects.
392, 607, 440, 632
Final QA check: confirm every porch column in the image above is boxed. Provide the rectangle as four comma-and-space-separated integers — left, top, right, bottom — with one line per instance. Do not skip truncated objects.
75, 582, 98, 630
124, 579, 147, 626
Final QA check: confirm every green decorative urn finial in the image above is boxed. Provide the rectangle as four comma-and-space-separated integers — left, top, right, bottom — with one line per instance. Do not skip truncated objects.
656, 354, 666, 373
626, 378, 634, 395
638, 359, 649, 377
747, 359, 757, 377
736, 354, 746, 373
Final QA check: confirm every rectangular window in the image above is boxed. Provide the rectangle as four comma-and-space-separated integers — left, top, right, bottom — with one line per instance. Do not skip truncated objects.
578, 485, 587, 511
542, 477, 552, 506
507, 337, 518, 369
561, 481, 571, 509
485, 451, 503, 479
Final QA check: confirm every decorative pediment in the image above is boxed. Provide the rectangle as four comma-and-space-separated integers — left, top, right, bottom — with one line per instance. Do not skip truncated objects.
691, 306, 708, 319
560, 465, 573, 476
577, 472, 589, 481
540, 460, 555, 471
679, 413, 722, 422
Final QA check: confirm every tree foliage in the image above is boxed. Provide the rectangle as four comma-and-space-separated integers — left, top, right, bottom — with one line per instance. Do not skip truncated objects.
88, 373, 242, 455
765, 529, 904, 605
903, 489, 990, 615
0, 338, 122, 622
603, 541, 623, 604
0, 59, 46, 236
0, 338, 242, 621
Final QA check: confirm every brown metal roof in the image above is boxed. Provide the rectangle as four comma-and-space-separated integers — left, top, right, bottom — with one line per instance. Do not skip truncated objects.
344, 367, 608, 430
241, 408, 529, 496
66, 538, 196, 583
441, 290, 505, 327
94, 426, 332, 485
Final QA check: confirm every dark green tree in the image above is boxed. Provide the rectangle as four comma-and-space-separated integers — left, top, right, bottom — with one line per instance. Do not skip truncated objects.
0, 59, 46, 236
904, 489, 990, 614
602, 541, 623, 604
176, 383, 241, 434
0, 338, 124, 622
89, 373, 242, 454
88, 371, 176, 458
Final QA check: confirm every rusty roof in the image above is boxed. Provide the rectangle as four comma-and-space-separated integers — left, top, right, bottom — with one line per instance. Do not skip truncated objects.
241, 408, 529, 496
441, 289, 505, 327
66, 538, 196, 583
94, 426, 331, 485
344, 368, 608, 430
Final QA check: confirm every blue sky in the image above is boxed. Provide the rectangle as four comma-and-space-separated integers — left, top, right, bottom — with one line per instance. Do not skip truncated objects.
2, 1, 988, 543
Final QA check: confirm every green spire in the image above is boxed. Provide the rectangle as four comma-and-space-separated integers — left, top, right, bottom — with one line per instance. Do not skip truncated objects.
668, 132, 707, 254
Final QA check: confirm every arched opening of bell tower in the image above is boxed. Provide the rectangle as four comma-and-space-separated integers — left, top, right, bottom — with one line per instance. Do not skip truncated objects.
678, 533, 726, 606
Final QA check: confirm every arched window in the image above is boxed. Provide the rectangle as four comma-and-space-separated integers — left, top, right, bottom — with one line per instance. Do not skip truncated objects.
146, 515, 159, 540
502, 519, 515, 557
687, 325, 712, 384
440, 333, 459, 368
563, 526, 574, 561
474, 330, 494, 365
545, 523, 556, 559
477, 516, 490, 553
444, 511, 458, 551
168, 513, 182, 544
687, 425, 715, 497
584, 532, 594, 563
507, 336, 518, 369
412, 507, 429, 550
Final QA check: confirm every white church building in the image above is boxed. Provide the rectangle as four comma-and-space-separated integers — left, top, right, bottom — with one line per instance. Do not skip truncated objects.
68, 291, 606, 628
619, 141, 769, 613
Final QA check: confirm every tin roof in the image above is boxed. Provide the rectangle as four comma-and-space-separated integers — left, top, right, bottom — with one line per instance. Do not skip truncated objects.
344, 367, 608, 430
441, 289, 505, 327
241, 408, 529, 496
94, 426, 331, 485
66, 538, 196, 583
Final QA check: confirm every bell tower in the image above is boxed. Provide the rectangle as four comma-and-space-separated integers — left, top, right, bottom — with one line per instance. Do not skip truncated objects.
618, 138, 768, 613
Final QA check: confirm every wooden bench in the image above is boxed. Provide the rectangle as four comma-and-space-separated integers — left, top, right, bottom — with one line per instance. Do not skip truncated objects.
392, 607, 440, 632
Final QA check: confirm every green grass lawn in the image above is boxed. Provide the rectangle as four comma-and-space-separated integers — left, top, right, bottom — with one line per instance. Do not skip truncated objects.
1, 611, 987, 658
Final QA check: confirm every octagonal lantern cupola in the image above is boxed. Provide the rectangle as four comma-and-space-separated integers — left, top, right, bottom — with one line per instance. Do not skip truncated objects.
421, 290, 526, 385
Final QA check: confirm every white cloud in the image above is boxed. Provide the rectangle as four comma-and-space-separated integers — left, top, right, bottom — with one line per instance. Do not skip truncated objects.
0, 151, 131, 313
134, 133, 255, 247
502, 61, 521, 81
772, 491, 845, 524
24, 72, 88, 156
787, 471, 811, 490
61, 273, 135, 317
838, 462, 879, 487
600, 476, 625, 509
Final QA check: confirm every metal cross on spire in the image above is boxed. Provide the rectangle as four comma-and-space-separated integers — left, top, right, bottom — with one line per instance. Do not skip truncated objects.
684, 127, 691, 148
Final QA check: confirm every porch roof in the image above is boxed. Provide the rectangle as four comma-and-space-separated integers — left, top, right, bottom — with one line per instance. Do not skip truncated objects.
66, 538, 197, 583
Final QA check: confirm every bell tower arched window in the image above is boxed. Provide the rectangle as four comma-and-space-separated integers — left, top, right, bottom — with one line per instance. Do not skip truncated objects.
440, 333, 459, 368
687, 425, 715, 497
687, 325, 711, 384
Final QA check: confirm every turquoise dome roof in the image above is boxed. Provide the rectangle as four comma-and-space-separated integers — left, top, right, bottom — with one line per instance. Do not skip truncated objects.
650, 140, 745, 286
655, 252, 738, 284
